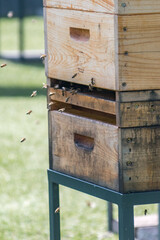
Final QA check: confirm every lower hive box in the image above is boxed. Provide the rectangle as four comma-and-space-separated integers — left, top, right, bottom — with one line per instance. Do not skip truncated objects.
48, 99, 160, 193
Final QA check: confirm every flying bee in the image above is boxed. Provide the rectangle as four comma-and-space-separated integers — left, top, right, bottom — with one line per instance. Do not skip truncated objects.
7, 11, 13, 18
42, 83, 47, 89
49, 92, 56, 97
31, 91, 37, 97
1, 63, 7, 68
144, 209, 148, 215
58, 108, 65, 113
26, 110, 32, 115
55, 207, 60, 214
20, 138, 26, 143
40, 54, 46, 59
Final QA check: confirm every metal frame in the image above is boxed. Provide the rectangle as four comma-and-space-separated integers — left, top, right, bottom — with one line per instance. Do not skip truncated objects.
48, 169, 160, 240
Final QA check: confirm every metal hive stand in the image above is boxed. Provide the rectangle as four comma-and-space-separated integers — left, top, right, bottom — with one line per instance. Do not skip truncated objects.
48, 169, 160, 240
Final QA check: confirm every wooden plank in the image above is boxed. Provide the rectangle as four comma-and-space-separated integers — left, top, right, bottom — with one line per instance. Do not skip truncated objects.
45, 8, 117, 90
48, 87, 116, 115
51, 111, 119, 190
119, 101, 160, 127
118, 0, 160, 14
44, 0, 160, 14
121, 127, 160, 193
118, 14, 160, 91
119, 52, 160, 91
43, 0, 116, 13
119, 14, 160, 53
117, 90, 160, 103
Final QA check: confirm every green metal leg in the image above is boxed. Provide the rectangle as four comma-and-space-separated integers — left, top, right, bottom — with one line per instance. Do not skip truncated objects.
118, 201, 134, 240
48, 182, 60, 240
108, 202, 113, 232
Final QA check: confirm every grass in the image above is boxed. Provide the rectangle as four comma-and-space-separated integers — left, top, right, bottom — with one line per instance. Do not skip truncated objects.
0, 16, 159, 240
0, 16, 44, 51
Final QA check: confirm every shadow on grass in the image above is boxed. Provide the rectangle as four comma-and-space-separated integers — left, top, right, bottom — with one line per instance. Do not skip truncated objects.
0, 87, 46, 97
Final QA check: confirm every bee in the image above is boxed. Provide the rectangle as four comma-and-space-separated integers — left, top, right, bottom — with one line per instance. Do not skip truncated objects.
89, 84, 93, 91
48, 102, 55, 107
71, 89, 78, 95
54, 84, 59, 89
1, 63, 7, 68
65, 97, 70, 103
55, 207, 60, 214
58, 108, 65, 113
42, 83, 47, 89
31, 91, 37, 97
91, 78, 95, 86
62, 87, 66, 96
20, 138, 26, 143
49, 92, 56, 97
72, 73, 78, 79
26, 110, 32, 115
7, 11, 13, 18
144, 209, 148, 215
40, 54, 46, 59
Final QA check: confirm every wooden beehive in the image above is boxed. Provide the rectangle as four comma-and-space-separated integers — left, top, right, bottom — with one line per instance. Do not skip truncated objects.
44, 0, 160, 91
44, 0, 160, 193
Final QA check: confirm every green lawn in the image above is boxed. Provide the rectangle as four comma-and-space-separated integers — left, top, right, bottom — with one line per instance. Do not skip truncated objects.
0, 17, 44, 51
0, 17, 159, 239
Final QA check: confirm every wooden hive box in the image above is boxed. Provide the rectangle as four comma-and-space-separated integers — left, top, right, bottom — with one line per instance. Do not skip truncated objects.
44, 0, 160, 193
44, 0, 160, 91
48, 83, 160, 194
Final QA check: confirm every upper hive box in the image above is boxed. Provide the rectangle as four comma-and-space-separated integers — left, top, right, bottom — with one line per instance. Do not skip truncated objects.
44, 0, 160, 91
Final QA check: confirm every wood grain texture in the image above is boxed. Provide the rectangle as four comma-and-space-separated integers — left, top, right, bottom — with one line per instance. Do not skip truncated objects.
45, 8, 117, 90
117, 90, 160, 103
118, 14, 160, 90
119, 14, 160, 53
43, 0, 116, 13
44, 0, 160, 14
119, 52, 160, 91
121, 127, 160, 193
49, 87, 116, 115
118, 0, 160, 14
119, 101, 160, 127
51, 111, 119, 190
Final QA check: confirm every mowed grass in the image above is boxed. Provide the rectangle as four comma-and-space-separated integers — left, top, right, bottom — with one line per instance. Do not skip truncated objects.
0, 16, 44, 51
